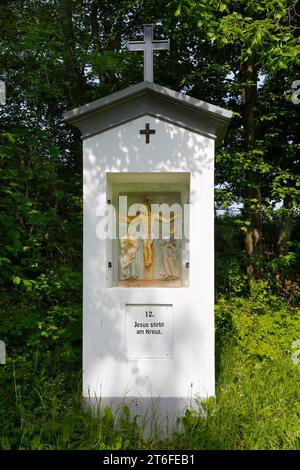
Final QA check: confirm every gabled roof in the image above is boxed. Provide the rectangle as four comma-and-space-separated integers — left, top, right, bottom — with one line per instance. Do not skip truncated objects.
64, 81, 232, 146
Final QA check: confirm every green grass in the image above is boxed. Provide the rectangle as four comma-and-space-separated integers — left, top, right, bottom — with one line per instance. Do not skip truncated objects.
1, 285, 300, 449
1, 343, 300, 450
173, 347, 300, 449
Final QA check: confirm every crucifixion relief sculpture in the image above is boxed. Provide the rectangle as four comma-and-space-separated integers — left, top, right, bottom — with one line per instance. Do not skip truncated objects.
119, 196, 181, 283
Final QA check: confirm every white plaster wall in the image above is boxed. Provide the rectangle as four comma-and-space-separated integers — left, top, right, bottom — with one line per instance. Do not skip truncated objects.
83, 114, 215, 401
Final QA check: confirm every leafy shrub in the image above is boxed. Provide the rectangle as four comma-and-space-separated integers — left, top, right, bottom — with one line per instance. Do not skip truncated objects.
215, 280, 300, 362
174, 349, 300, 450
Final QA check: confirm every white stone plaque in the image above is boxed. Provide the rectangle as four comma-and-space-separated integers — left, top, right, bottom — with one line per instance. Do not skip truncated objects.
125, 304, 172, 359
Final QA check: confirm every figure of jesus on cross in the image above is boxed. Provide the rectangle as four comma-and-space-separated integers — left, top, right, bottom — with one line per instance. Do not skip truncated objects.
119, 196, 181, 282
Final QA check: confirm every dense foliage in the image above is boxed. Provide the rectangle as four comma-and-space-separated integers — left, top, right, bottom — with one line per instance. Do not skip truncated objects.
0, 0, 299, 450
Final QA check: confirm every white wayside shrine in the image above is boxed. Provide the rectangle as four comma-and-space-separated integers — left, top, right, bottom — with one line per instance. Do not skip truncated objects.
64, 25, 232, 433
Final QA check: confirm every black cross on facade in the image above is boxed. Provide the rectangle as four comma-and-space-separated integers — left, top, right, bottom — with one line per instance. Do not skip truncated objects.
140, 123, 156, 144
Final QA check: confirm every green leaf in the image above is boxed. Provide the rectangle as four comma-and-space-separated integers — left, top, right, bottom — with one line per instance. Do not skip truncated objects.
12, 276, 21, 285
175, 5, 181, 16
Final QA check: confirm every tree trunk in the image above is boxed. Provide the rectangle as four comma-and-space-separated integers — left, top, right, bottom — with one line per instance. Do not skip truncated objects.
60, 0, 77, 82
275, 196, 294, 290
90, 1, 101, 54
59, 0, 85, 173
90, 0, 102, 84
240, 58, 262, 280
278, 196, 293, 255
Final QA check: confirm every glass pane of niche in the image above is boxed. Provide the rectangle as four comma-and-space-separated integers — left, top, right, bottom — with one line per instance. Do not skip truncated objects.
107, 173, 190, 288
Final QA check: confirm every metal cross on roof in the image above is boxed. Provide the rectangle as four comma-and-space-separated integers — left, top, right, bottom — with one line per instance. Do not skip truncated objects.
127, 24, 170, 82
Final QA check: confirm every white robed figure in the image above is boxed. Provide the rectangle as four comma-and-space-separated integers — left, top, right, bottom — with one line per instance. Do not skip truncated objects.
159, 239, 180, 279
